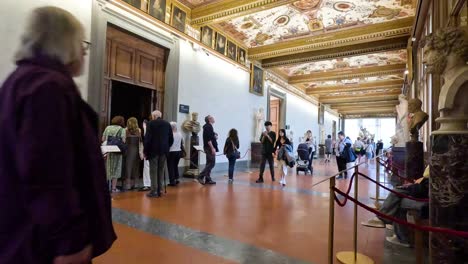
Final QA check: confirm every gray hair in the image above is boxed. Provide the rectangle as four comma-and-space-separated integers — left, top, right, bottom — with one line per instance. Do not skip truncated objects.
152, 110, 162, 119
15, 6, 84, 65
170, 121, 177, 131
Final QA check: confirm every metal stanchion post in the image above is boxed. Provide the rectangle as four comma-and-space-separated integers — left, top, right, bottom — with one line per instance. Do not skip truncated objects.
375, 157, 381, 209
328, 176, 336, 264
336, 165, 374, 264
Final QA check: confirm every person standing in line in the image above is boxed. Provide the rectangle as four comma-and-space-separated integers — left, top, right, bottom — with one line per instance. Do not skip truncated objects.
336, 131, 354, 179
256, 121, 276, 183
168, 122, 183, 186
354, 137, 365, 163
139, 118, 151, 191
223, 128, 240, 183
124, 117, 142, 191
0, 6, 116, 263
365, 139, 374, 164
325, 134, 333, 163
144, 111, 173, 198
102, 116, 126, 193
276, 131, 293, 187
197, 115, 218, 185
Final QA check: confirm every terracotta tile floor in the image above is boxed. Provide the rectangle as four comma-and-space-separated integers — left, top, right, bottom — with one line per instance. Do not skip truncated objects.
95, 159, 393, 264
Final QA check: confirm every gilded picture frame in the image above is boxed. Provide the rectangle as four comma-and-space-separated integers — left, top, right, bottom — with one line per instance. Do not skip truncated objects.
201, 26, 214, 48
170, 5, 186, 33
215, 32, 227, 55
250, 64, 264, 96
226, 40, 237, 61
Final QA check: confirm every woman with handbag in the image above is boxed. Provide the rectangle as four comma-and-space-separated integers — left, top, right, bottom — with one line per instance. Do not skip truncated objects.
102, 116, 126, 192
276, 132, 293, 187
124, 117, 142, 191
223, 129, 240, 183
168, 122, 184, 186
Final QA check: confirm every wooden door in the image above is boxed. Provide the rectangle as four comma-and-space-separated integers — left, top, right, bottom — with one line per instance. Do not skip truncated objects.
111, 41, 135, 84
135, 50, 158, 89
270, 99, 280, 136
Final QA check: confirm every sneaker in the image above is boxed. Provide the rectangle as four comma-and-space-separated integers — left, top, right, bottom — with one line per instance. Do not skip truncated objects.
197, 177, 205, 185
205, 179, 216, 185
146, 191, 161, 198
386, 235, 410, 247
386, 224, 394, 231
361, 217, 385, 228
256, 178, 264, 183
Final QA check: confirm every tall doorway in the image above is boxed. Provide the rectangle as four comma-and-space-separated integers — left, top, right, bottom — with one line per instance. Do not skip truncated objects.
269, 96, 282, 136
110, 80, 153, 127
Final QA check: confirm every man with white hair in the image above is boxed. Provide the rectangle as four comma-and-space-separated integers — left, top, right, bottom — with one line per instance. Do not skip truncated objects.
144, 110, 173, 197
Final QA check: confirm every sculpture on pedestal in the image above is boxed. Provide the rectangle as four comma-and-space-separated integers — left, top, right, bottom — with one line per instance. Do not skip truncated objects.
254, 107, 265, 142
391, 94, 409, 147
422, 26, 468, 263
407, 98, 429, 142
182, 112, 201, 177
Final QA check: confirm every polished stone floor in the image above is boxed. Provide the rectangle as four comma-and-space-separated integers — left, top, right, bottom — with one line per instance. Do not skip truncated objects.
95, 158, 416, 264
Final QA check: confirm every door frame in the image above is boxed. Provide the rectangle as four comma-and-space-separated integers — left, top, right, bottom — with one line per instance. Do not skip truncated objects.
267, 87, 286, 130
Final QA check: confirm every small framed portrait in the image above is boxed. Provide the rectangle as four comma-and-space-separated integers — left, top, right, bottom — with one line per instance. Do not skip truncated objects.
149, 0, 166, 22
201, 26, 214, 48
123, 0, 147, 11
215, 33, 227, 55
227, 40, 237, 61
171, 5, 186, 33
250, 64, 264, 96
238, 48, 246, 65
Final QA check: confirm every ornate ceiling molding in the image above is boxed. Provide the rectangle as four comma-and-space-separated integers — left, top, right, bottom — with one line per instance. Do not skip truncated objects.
306, 80, 403, 95
344, 113, 396, 119
264, 71, 319, 105
261, 36, 409, 68
289, 64, 406, 84
319, 94, 400, 104
191, 0, 296, 27
249, 17, 414, 61
329, 100, 399, 109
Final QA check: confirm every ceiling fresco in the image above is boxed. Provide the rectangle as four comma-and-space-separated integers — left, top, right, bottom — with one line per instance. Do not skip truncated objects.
302, 74, 404, 89
277, 49, 407, 76
217, 0, 415, 47
177, 0, 223, 8
321, 87, 401, 97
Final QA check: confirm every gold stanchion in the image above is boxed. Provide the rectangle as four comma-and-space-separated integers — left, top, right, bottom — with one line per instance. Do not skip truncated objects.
336, 165, 374, 264
328, 176, 336, 264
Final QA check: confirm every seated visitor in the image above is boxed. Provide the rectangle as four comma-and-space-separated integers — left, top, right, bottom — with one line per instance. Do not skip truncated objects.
362, 166, 430, 247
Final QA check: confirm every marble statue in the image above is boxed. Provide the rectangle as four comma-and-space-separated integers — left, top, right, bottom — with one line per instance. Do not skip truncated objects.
254, 108, 265, 142
423, 27, 468, 264
391, 94, 409, 147
182, 112, 201, 177
407, 98, 428, 142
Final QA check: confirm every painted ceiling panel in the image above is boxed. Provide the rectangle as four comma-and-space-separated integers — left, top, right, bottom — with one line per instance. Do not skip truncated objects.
177, 0, 223, 8
277, 49, 407, 76
302, 74, 404, 88
218, 0, 415, 47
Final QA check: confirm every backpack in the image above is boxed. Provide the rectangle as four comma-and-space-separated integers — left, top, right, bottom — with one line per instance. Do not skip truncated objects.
107, 128, 127, 154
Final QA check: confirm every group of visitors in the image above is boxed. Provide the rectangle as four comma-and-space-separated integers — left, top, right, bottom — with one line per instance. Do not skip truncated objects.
353, 137, 379, 164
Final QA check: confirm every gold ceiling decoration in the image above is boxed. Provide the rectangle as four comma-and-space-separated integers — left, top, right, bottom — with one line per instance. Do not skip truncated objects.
305, 79, 404, 95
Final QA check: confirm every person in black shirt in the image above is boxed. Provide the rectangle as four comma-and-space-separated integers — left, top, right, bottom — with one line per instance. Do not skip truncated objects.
376, 139, 384, 156
197, 115, 218, 185
256, 121, 276, 183
144, 111, 174, 198
223, 128, 240, 183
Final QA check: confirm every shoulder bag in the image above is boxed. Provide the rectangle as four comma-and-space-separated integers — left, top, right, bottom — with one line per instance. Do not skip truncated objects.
230, 138, 241, 159
107, 128, 127, 154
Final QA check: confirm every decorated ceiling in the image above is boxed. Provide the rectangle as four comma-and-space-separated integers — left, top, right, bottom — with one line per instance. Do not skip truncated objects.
277, 49, 407, 76
302, 74, 405, 89
177, 0, 223, 8
217, 0, 415, 47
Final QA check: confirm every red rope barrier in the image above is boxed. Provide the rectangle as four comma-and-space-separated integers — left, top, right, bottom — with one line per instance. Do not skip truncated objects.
357, 172, 429, 202
332, 187, 468, 238
378, 160, 414, 183
333, 172, 357, 207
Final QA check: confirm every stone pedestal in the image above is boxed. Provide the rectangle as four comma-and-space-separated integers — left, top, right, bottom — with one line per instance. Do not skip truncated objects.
183, 134, 199, 178
250, 142, 262, 167
391, 147, 406, 172
430, 134, 468, 263
405, 141, 424, 181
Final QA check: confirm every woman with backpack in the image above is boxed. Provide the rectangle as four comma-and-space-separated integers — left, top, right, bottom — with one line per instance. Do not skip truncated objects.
223, 129, 240, 183
276, 129, 293, 187
102, 116, 126, 192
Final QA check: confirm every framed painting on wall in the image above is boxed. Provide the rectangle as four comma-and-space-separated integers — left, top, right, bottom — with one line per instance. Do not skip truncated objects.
171, 5, 186, 33
201, 26, 214, 48
238, 48, 246, 65
123, 0, 147, 11
215, 33, 227, 55
149, 0, 166, 22
227, 40, 237, 61
250, 64, 264, 96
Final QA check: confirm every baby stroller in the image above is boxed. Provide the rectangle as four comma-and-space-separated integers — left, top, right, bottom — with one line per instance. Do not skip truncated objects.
296, 143, 312, 175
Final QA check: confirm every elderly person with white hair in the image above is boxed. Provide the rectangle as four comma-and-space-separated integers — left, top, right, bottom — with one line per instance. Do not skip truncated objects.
143, 110, 174, 197
0, 6, 116, 264
167, 122, 184, 186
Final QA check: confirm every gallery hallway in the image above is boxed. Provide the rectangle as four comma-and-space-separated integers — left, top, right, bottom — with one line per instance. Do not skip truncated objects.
95, 159, 401, 264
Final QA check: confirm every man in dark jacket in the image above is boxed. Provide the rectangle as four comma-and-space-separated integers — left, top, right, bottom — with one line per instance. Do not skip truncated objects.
197, 115, 218, 185
256, 121, 277, 183
144, 110, 174, 197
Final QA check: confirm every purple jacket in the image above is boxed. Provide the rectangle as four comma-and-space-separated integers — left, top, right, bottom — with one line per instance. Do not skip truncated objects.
0, 55, 116, 263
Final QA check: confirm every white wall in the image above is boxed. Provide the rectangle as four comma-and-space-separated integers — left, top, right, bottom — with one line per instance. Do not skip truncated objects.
0, 0, 92, 98
323, 110, 339, 140
177, 41, 267, 164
